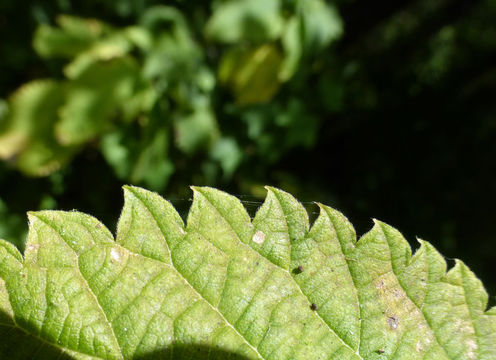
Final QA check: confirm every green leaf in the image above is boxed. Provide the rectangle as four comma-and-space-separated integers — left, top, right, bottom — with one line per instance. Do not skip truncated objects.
206, 0, 283, 44
140, 6, 202, 85
33, 15, 107, 59
0, 186, 495, 359
280, 16, 303, 81
0, 80, 77, 176
219, 45, 283, 105
298, 0, 343, 53
210, 137, 243, 178
100, 126, 174, 192
56, 57, 140, 146
174, 106, 219, 154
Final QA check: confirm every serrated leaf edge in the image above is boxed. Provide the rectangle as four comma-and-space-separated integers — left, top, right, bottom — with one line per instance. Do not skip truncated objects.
0, 186, 493, 359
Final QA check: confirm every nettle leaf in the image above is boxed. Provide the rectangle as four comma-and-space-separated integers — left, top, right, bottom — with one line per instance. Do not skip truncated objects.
218, 45, 284, 105
0, 80, 77, 176
33, 15, 107, 59
205, 0, 283, 44
0, 186, 495, 359
56, 57, 140, 146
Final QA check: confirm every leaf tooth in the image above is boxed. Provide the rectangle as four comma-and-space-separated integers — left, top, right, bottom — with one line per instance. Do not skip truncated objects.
317, 203, 357, 254
188, 186, 253, 248
0, 239, 23, 280
263, 186, 309, 240
251, 187, 308, 270
119, 185, 185, 261
0, 238, 23, 263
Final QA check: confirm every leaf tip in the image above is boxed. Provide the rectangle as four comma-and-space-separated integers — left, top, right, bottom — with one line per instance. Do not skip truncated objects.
190, 186, 208, 200
122, 184, 140, 194
264, 185, 281, 197
190, 186, 223, 200
123, 185, 156, 202
26, 210, 40, 224
371, 218, 397, 234
369, 218, 387, 234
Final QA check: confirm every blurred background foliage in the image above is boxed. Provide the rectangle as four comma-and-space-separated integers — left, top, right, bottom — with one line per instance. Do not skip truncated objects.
0, 0, 495, 299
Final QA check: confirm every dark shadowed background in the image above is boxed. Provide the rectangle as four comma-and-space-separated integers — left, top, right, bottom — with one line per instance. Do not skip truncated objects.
0, 0, 495, 301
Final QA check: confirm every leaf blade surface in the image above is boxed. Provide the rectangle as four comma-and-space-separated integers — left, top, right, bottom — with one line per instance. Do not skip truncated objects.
0, 186, 494, 359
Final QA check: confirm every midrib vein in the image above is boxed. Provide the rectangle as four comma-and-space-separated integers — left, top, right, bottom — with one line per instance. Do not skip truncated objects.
378, 224, 451, 359
34, 216, 123, 359
129, 193, 263, 359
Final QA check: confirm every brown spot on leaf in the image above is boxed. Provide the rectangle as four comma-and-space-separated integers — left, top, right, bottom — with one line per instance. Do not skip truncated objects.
310, 303, 318, 311
376, 279, 386, 290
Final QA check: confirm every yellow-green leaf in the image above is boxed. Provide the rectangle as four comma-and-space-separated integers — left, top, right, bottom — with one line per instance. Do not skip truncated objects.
0, 186, 494, 359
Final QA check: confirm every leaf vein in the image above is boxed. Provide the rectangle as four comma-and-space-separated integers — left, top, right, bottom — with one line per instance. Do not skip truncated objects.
378, 223, 451, 359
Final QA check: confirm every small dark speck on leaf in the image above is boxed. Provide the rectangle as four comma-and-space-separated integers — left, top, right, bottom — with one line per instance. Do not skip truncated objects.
310, 303, 318, 311
377, 349, 385, 354
293, 265, 304, 274
387, 316, 399, 330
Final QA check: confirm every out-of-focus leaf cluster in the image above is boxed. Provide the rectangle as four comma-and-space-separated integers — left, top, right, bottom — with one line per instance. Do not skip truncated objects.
0, 0, 342, 190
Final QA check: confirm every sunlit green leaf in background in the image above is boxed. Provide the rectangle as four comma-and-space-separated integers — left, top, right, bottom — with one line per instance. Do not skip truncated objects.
298, 0, 343, 53
219, 45, 283, 105
33, 15, 107, 59
56, 57, 141, 146
0, 80, 76, 176
0, 1, 346, 182
280, 16, 303, 81
175, 106, 219, 154
205, 0, 283, 44
101, 112, 173, 192
0, 186, 495, 359
210, 137, 243, 179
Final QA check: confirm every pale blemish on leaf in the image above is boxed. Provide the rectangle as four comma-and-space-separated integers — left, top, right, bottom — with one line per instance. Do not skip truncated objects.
466, 339, 477, 359
416, 340, 423, 352
252, 230, 266, 244
110, 247, 121, 262
26, 244, 39, 251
